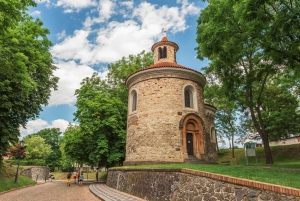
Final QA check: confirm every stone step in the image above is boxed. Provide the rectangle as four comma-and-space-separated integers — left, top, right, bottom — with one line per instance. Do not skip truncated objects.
184, 156, 207, 164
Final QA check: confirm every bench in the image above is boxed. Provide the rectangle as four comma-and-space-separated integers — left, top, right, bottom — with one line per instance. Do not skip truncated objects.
220, 161, 230, 165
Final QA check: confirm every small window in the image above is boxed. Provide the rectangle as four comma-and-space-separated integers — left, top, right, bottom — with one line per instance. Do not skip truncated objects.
162, 46, 167, 58
132, 91, 137, 112
130, 90, 137, 113
184, 90, 193, 108
158, 47, 162, 59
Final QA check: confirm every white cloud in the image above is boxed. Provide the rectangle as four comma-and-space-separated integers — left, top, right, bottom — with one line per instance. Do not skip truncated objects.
51, 30, 94, 64
50, 119, 70, 133
56, 0, 97, 12
20, 119, 49, 137
30, 10, 41, 16
132, 1, 200, 33
120, 0, 133, 9
98, 0, 116, 21
20, 119, 71, 137
49, 60, 96, 106
57, 30, 67, 40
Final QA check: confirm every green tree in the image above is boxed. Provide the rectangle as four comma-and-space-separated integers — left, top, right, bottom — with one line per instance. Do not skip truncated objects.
196, 0, 300, 164
0, 13, 58, 164
73, 74, 127, 167
32, 128, 63, 170
0, 0, 36, 34
24, 135, 52, 160
204, 83, 240, 157
63, 124, 87, 166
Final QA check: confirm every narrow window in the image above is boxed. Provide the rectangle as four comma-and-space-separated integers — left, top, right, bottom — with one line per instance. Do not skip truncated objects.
211, 127, 216, 142
162, 46, 167, 58
174, 49, 176, 62
158, 47, 162, 59
132, 92, 137, 112
184, 90, 193, 108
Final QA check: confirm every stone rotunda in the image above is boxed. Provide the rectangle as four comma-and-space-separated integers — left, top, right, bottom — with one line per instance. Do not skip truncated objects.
123, 33, 217, 165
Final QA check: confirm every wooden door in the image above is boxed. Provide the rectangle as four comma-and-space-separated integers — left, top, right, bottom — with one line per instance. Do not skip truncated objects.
186, 133, 193, 155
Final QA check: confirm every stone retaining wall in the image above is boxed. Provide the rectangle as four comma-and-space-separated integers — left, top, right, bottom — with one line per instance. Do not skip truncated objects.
107, 168, 300, 201
21, 166, 49, 181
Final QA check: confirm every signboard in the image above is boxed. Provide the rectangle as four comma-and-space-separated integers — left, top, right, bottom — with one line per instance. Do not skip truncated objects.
244, 142, 257, 165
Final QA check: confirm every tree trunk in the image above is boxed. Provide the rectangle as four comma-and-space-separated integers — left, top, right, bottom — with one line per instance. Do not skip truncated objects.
231, 133, 235, 158
216, 136, 220, 154
261, 132, 274, 164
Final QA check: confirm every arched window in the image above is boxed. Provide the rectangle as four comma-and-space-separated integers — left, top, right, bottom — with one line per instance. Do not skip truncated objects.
132, 91, 137, 112
184, 85, 197, 110
158, 47, 162, 59
162, 46, 167, 58
185, 90, 193, 108
130, 90, 137, 112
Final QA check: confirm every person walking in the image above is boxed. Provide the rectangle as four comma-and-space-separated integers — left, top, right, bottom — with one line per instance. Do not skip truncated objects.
66, 177, 71, 186
66, 172, 71, 187
79, 172, 84, 186
73, 171, 77, 183
48, 172, 53, 182
77, 171, 80, 184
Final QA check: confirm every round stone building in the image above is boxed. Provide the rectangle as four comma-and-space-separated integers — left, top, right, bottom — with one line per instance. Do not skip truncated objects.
123, 34, 217, 165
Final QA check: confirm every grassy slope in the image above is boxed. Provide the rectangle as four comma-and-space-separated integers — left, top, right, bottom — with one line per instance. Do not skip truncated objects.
218, 143, 300, 166
120, 144, 300, 189
0, 163, 36, 193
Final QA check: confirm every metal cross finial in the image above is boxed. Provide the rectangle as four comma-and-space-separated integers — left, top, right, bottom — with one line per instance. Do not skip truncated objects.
164, 27, 167, 36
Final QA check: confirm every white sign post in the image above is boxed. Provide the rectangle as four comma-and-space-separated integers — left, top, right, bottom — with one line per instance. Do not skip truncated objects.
244, 140, 257, 165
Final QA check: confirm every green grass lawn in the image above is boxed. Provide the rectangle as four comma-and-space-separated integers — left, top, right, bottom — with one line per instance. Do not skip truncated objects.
121, 162, 300, 189
118, 144, 300, 189
0, 164, 37, 193
0, 175, 37, 193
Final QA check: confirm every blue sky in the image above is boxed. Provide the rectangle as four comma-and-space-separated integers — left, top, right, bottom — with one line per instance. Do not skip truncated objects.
20, 0, 209, 137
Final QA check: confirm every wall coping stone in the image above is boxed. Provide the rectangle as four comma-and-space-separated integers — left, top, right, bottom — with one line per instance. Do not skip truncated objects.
108, 167, 300, 197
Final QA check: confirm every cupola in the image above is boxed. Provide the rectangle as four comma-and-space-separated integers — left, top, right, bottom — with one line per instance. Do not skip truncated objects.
151, 30, 179, 64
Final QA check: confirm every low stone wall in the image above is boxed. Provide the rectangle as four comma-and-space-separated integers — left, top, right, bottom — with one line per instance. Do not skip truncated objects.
21, 166, 49, 181
107, 168, 300, 201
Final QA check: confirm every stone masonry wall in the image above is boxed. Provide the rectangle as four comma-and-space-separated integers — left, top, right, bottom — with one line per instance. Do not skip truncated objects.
107, 168, 300, 201
21, 166, 49, 181
125, 73, 209, 164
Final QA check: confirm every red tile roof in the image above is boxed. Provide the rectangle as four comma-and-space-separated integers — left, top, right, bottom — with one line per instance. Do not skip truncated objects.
151, 37, 179, 51
161, 37, 169, 42
125, 62, 203, 83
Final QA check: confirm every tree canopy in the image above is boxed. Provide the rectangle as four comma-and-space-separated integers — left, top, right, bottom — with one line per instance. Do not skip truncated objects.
23, 135, 52, 160
32, 128, 62, 170
0, 9, 58, 163
196, 0, 300, 164
0, 0, 36, 34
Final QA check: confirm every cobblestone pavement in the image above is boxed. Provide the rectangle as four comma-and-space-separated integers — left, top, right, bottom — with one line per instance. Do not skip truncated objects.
90, 183, 146, 201
0, 180, 100, 201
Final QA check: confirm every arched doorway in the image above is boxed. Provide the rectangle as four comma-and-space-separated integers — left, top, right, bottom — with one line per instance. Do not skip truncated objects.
179, 113, 205, 159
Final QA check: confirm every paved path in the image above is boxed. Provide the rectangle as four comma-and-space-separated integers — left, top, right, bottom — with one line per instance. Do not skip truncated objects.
90, 183, 146, 201
0, 180, 100, 201
0, 180, 146, 201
